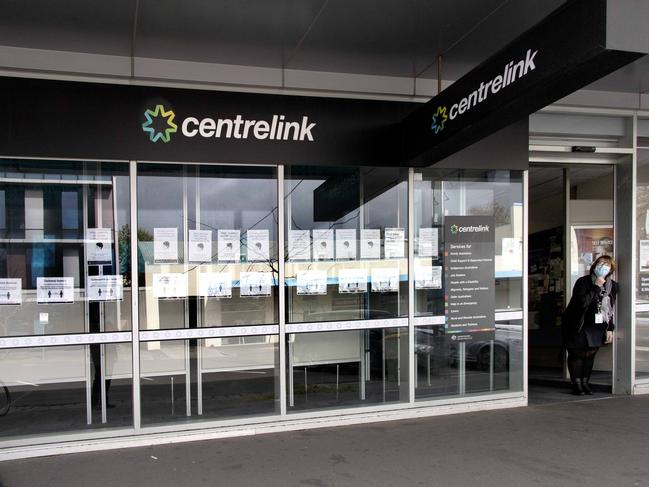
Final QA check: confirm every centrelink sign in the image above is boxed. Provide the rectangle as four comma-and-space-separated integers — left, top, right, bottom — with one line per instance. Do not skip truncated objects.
432, 49, 537, 134
402, 0, 648, 166
142, 104, 316, 144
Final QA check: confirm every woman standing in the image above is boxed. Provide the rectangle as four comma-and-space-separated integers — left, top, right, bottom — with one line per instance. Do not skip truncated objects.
562, 255, 617, 395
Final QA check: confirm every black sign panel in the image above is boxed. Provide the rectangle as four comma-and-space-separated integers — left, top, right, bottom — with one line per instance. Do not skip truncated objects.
444, 216, 495, 342
0, 77, 413, 167
402, 0, 647, 166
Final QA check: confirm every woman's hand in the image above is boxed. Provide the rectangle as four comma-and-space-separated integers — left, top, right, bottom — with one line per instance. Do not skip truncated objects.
606, 331, 613, 344
595, 276, 606, 287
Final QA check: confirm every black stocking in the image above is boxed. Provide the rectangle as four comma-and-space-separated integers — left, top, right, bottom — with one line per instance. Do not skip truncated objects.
567, 349, 586, 382
583, 348, 599, 382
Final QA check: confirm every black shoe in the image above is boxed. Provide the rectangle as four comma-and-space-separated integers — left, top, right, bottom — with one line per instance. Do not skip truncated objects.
571, 381, 585, 396
581, 380, 593, 395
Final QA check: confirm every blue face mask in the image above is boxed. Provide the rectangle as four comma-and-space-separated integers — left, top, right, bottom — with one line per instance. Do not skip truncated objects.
594, 264, 610, 278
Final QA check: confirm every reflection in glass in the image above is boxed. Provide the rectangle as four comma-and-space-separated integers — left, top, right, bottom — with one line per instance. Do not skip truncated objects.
136, 163, 280, 424
0, 344, 133, 440
414, 169, 524, 399
284, 166, 408, 323
287, 328, 407, 411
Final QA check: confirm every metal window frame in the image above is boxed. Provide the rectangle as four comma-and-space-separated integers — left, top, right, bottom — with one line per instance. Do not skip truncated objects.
0, 156, 529, 454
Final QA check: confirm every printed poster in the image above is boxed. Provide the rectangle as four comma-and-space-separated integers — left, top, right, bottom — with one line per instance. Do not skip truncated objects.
218, 229, 241, 262
86, 228, 113, 265
87, 275, 123, 301
296, 270, 328, 295
37, 277, 74, 304
188, 230, 213, 263
240, 272, 273, 297
0, 279, 22, 305
338, 268, 367, 293
414, 266, 442, 290
152, 273, 188, 299
371, 268, 399, 293
246, 229, 270, 262
288, 230, 311, 261
335, 229, 357, 260
154, 228, 179, 263
312, 229, 334, 261
384, 228, 405, 259
418, 227, 438, 258
360, 229, 381, 259
199, 272, 232, 298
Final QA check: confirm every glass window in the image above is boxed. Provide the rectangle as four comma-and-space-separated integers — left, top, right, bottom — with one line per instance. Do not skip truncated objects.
0, 158, 133, 438
414, 169, 524, 399
284, 166, 409, 412
136, 163, 279, 424
0, 159, 132, 336
284, 166, 408, 323
636, 149, 649, 380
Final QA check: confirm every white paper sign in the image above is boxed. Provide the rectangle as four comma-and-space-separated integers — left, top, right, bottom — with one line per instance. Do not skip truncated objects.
288, 230, 311, 261
240, 272, 273, 297
641, 240, 649, 272
188, 230, 212, 263
86, 228, 113, 264
338, 268, 367, 294
37, 277, 74, 304
360, 229, 381, 259
154, 228, 179, 263
371, 268, 399, 293
87, 275, 123, 301
418, 228, 438, 258
336, 229, 357, 260
312, 229, 334, 261
199, 272, 232, 298
152, 273, 188, 299
384, 228, 405, 259
0, 278, 22, 305
246, 229, 270, 262
414, 266, 443, 290
218, 229, 241, 262
296, 270, 328, 295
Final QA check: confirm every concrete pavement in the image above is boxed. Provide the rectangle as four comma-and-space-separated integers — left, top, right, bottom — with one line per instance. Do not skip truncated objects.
1, 392, 648, 487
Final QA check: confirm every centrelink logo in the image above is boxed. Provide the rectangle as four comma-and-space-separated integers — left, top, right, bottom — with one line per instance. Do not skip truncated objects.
430, 49, 538, 134
431, 106, 448, 134
142, 105, 316, 143
452, 224, 490, 233
142, 105, 178, 143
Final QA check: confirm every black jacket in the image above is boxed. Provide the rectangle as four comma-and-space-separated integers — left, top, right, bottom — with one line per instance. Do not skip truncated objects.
562, 274, 617, 349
